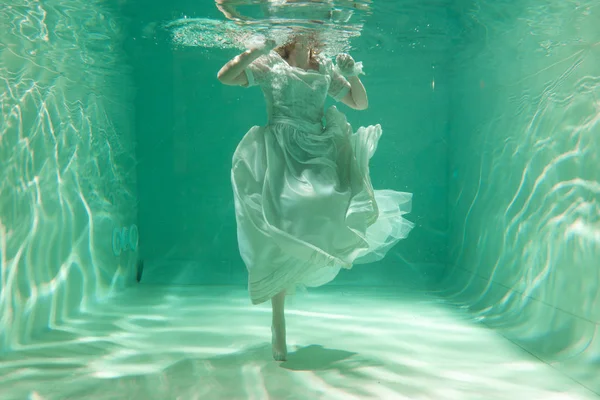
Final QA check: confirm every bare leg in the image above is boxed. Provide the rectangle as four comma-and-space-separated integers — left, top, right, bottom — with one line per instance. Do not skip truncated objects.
271, 290, 287, 361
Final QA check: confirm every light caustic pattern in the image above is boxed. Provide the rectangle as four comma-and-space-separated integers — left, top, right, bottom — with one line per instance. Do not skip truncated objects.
0, 287, 595, 400
442, 0, 600, 389
0, 1, 137, 351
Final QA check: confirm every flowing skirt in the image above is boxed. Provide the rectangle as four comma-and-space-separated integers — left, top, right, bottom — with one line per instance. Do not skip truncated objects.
231, 106, 414, 304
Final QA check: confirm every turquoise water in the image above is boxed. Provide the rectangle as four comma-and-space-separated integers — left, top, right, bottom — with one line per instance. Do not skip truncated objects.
0, 0, 599, 398
133, 1, 452, 286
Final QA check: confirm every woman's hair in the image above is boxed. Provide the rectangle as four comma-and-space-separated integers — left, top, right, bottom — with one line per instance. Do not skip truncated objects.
274, 35, 321, 61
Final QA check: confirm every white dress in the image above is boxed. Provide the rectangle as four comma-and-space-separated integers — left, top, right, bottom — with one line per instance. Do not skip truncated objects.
232, 51, 414, 304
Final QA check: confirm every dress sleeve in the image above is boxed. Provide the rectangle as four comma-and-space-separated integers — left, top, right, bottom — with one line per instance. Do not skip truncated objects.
244, 52, 279, 87
323, 58, 351, 101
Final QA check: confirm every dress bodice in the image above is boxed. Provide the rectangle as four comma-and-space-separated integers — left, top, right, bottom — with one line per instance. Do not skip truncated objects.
244, 52, 351, 130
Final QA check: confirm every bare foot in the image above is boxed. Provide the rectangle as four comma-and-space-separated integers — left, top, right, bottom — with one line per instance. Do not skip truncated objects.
271, 323, 287, 361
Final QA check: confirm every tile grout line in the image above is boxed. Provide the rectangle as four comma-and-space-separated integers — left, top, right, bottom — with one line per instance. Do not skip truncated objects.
482, 320, 600, 398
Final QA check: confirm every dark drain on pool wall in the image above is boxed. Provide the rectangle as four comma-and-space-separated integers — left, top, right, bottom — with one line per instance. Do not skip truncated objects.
136, 260, 144, 283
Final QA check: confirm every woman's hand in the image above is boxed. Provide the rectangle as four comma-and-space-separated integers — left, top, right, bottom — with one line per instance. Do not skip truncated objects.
336, 53, 364, 77
336, 53, 355, 74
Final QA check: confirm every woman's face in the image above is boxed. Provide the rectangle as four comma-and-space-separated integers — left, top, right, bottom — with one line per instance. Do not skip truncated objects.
293, 34, 315, 53
294, 36, 309, 50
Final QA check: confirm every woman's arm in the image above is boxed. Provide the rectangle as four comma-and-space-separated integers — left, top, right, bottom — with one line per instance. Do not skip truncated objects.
336, 54, 368, 110
217, 40, 275, 86
341, 76, 368, 110
217, 49, 261, 86
215, 0, 245, 21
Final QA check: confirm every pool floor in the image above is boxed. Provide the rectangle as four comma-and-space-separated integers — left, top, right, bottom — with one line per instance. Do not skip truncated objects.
0, 285, 596, 399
